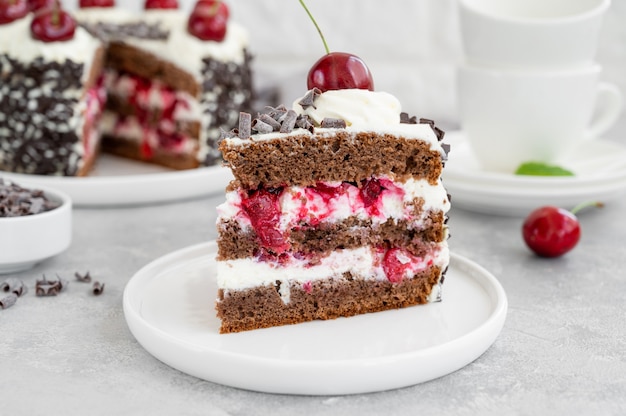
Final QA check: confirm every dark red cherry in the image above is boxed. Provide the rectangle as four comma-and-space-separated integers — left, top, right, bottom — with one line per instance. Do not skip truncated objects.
0, 0, 28, 24
79, 0, 115, 7
307, 52, 374, 92
383, 248, 412, 283
144, 0, 178, 9
241, 188, 289, 253
30, 5, 76, 42
187, 0, 229, 42
522, 206, 581, 258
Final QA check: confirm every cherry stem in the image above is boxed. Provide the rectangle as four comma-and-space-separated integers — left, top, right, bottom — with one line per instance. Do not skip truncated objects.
571, 201, 604, 215
298, 0, 330, 55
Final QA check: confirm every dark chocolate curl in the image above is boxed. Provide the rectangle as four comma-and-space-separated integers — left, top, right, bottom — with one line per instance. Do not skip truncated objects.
419, 118, 435, 126
92, 281, 105, 296
75, 271, 92, 283
279, 110, 298, 133
295, 114, 315, 133
1, 278, 27, 297
442, 143, 451, 158
434, 126, 445, 141
297, 88, 322, 110
258, 114, 281, 131
35, 275, 59, 296
238, 112, 252, 139
320, 118, 347, 129
251, 119, 274, 134
0, 294, 17, 310
400, 112, 417, 124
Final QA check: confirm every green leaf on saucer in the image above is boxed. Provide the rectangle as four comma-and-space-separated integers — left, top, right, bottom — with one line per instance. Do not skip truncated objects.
515, 162, 575, 177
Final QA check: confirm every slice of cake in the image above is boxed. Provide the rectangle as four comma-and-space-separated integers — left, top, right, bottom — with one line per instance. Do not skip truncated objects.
0, 4, 106, 176
76, 1, 254, 168
215, 88, 451, 333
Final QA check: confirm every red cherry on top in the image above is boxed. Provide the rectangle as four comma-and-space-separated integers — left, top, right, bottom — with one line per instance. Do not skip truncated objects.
79, 0, 115, 8
144, 0, 178, 10
30, 4, 76, 42
0, 0, 29, 24
28, 0, 56, 12
522, 206, 581, 258
307, 52, 374, 92
187, 0, 229, 42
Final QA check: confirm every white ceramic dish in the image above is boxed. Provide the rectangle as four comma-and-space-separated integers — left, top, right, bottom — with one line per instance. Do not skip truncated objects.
0, 184, 72, 274
1, 154, 233, 207
442, 131, 626, 216
123, 241, 508, 395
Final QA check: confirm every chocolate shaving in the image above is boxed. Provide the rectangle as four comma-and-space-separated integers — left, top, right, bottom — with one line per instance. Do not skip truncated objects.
320, 118, 347, 129
35, 274, 67, 297
0, 294, 17, 310
279, 110, 298, 133
238, 112, 251, 139
400, 112, 418, 124
419, 118, 434, 126
258, 114, 281, 131
441, 143, 451, 157
251, 119, 274, 134
75, 271, 92, 283
219, 128, 237, 140
433, 126, 445, 141
297, 88, 322, 110
264, 105, 288, 122
92, 281, 105, 296
0, 278, 27, 297
295, 114, 315, 133
0, 179, 60, 217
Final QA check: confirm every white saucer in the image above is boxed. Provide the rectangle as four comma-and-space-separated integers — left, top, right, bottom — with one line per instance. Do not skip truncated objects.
1, 154, 233, 207
123, 241, 507, 395
442, 131, 626, 216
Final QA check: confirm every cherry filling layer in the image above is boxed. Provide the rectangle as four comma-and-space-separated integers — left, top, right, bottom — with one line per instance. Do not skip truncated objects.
231, 177, 444, 282
103, 70, 199, 158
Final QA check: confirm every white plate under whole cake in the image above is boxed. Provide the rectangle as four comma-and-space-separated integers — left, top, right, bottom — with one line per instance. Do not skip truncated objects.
123, 241, 508, 395
442, 131, 626, 216
1, 154, 233, 207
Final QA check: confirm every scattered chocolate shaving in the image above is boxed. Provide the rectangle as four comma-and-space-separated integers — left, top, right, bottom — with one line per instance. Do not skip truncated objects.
75, 271, 92, 283
0, 278, 27, 297
35, 274, 67, 297
238, 112, 251, 139
0, 294, 17, 310
92, 281, 105, 296
297, 88, 322, 110
279, 110, 298, 133
442, 143, 451, 157
419, 118, 434, 126
0, 179, 60, 217
320, 118, 347, 129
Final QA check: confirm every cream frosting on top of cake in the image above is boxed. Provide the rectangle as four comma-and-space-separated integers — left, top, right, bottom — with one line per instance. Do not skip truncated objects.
0, 15, 102, 83
224, 89, 443, 153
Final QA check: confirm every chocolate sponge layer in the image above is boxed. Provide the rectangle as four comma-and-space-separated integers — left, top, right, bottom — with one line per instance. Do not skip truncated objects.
216, 266, 442, 334
220, 131, 444, 191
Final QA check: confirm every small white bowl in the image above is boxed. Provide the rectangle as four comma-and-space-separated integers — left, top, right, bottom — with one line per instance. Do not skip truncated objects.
0, 185, 72, 274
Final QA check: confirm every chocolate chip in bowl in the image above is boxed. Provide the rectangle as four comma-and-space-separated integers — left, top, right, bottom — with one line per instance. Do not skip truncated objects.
0, 178, 72, 274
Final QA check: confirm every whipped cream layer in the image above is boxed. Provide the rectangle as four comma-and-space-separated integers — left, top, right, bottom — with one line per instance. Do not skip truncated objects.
218, 176, 450, 233
0, 15, 102, 84
217, 244, 449, 303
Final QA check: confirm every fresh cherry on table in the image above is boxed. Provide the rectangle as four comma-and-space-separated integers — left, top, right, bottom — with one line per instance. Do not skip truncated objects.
307, 52, 375, 92
79, 0, 115, 8
0, 0, 29, 24
144, 0, 178, 9
522, 206, 581, 258
187, 0, 229, 42
30, 4, 76, 42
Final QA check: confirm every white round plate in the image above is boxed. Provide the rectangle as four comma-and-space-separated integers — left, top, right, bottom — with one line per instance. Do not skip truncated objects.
1, 154, 233, 207
123, 241, 508, 395
443, 131, 626, 216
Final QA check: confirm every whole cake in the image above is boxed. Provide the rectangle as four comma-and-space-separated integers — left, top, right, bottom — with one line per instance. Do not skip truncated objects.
0, 0, 253, 175
215, 88, 451, 333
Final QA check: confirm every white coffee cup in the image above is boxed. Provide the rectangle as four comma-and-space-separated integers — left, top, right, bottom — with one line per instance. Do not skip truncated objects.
458, 0, 610, 70
457, 64, 623, 172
